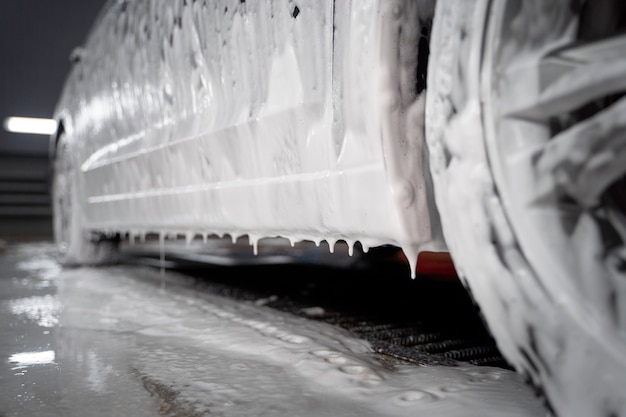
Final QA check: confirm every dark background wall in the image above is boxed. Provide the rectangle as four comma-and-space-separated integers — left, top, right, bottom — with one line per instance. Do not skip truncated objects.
0, 1, 106, 239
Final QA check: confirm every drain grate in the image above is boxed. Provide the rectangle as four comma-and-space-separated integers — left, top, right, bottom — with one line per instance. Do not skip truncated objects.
286, 305, 510, 369
126, 247, 512, 370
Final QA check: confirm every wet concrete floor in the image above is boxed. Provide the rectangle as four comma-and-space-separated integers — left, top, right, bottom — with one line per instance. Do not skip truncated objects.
0, 241, 550, 417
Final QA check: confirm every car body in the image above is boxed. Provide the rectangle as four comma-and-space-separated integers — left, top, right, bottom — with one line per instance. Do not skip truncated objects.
52, 0, 442, 276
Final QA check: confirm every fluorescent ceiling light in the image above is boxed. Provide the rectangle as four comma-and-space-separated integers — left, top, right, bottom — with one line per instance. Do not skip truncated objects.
3, 116, 57, 135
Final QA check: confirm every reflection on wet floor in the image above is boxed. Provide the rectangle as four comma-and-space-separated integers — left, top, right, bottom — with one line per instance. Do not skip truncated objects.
0, 242, 549, 417
9, 350, 56, 368
0, 242, 161, 417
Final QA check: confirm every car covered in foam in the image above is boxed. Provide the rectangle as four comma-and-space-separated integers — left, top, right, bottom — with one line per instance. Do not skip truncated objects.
51, 1, 626, 416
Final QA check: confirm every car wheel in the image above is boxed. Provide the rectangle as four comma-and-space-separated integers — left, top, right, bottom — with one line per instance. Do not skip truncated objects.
426, 1, 626, 416
52, 132, 119, 265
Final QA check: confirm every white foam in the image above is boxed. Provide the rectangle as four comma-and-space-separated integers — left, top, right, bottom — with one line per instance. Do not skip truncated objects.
55, 262, 547, 417
54, 0, 447, 277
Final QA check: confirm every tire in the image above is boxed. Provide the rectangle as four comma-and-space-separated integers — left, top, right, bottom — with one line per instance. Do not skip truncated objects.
426, 1, 626, 416
52, 134, 119, 266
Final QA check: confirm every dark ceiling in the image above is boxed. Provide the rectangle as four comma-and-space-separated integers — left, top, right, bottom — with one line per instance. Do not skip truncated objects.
0, 0, 106, 155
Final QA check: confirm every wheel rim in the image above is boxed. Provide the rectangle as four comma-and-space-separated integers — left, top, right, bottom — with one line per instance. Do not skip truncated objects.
482, 0, 626, 347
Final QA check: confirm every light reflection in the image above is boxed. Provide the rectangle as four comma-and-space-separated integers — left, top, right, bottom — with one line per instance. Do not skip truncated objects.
16, 257, 61, 284
9, 295, 59, 328
9, 350, 56, 368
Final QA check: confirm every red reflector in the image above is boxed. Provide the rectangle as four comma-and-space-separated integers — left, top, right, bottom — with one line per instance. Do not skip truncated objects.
416, 252, 459, 282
